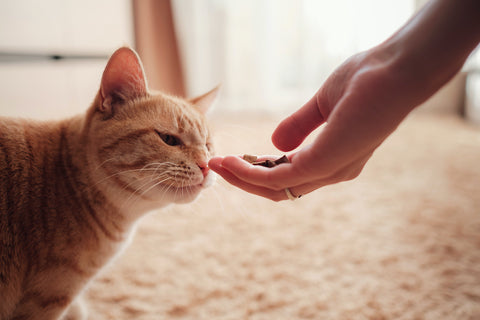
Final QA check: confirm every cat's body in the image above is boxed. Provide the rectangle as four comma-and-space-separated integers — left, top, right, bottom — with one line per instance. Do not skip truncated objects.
0, 48, 217, 320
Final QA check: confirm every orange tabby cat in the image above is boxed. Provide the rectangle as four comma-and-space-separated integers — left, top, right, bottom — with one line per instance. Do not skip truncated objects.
0, 47, 217, 320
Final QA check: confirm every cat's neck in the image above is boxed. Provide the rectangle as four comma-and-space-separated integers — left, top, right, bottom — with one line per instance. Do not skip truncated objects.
66, 114, 169, 227
44, 116, 134, 240
17, 116, 136, 242
14, 111, 170, 239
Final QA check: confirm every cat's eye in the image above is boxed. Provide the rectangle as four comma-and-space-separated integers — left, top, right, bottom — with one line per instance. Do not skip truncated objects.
156, 131, 182, 146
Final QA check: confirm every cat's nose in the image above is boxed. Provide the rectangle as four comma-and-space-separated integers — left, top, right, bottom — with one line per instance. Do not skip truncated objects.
198, 162, 210, 177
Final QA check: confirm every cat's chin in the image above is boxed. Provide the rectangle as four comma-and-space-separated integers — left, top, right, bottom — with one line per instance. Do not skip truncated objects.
167, 172, 216, 204
165, 184, 202, 204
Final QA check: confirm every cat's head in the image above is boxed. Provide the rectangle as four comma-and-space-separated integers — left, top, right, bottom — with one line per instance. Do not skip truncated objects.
85, 47, 217, 208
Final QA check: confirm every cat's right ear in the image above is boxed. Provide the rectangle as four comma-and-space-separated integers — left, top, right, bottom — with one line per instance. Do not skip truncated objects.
99, 47, 148, 118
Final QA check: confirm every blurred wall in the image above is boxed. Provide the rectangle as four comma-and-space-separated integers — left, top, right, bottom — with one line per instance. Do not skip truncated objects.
172, 0, 416, 113
0, 0, 476, 120
132, 0, 185, 96
0, 0, 133, 120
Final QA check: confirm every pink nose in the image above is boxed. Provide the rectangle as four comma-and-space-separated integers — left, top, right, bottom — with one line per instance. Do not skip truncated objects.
198, 163, 209, 177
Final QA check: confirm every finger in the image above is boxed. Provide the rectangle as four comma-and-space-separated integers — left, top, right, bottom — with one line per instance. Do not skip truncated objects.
285, 175, 340, 200
208, 156, 224, 172
219, 155, 307, 191
210, 160, 291, 201
271, 94, 325, 152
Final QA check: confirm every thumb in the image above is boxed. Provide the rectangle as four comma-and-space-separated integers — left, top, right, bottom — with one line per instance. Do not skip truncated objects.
272, 95, 325, 152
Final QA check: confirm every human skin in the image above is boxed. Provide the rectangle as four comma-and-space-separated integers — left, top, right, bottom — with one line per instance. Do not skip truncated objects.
208, 0, 480, 201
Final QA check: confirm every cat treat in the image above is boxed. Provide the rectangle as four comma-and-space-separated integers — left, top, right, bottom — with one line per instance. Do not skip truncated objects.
243, 154, 290, 168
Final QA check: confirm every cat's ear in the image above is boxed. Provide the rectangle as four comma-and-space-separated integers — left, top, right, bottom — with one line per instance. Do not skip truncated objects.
99, 47, 147, 117
189, 85, 220, 115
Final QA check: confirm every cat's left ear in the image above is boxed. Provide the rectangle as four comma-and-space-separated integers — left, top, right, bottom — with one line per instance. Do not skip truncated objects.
189, 85, 220, 115
99, 47, 148, 118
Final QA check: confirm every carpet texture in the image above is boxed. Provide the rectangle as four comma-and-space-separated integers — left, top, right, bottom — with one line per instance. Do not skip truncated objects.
86, 113, 480, 320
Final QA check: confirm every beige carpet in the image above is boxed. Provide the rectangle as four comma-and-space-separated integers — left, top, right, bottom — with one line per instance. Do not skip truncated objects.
86, 112, 480, 320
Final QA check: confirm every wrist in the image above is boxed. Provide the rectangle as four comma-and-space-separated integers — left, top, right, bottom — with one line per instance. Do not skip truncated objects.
358, 43, 427, 114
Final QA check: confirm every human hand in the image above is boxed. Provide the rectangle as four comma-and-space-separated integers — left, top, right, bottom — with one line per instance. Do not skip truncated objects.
209, 0, 479, 201
209, 48, 417, 201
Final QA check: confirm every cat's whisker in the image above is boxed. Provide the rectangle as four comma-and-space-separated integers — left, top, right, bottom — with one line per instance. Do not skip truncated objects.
93, 158, 170, 181
120, 166, 183, 208
93, 157, 117, 172
119, 176, 154, 209
121, 173, 172, 208
156, 180, 176, 204
138, 176, 173, 198
137, 174, 171, 194
89, 169, 147, 189
143, 162, 177, 169
177, 179, 185, 201
89, 164, 173, 190
181, 179, 186, 199
209, 185, 226, 216
119, 172, 170, 199
147, 163, 173, 181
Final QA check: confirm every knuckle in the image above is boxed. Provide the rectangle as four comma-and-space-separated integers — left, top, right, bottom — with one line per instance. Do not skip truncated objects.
345, 167, 363, 181
327, 164, 364, 184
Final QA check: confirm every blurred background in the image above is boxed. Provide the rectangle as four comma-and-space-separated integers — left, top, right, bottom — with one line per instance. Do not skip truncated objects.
0, 0, 479, 120
1, 1, 480, 319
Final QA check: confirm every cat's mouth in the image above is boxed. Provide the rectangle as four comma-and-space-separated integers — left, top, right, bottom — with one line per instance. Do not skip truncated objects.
157, 171, 214, 192
167, 183, 203, 193
154, 182, 203, 204
158, 175, 214, 197
157, 181, 205, 195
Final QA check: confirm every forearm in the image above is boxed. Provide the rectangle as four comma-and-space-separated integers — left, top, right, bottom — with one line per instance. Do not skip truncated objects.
378, 0, 480, 108
311, 0, 480, 169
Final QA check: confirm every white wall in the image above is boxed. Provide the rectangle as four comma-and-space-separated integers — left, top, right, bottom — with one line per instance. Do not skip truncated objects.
173, 0, 416, 113
0, 0, 133, 120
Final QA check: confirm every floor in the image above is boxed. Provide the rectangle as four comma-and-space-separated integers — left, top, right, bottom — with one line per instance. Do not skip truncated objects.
86, 112, 480, 320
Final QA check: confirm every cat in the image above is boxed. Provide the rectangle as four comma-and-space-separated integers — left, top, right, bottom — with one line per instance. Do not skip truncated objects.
0, 47, 218, 320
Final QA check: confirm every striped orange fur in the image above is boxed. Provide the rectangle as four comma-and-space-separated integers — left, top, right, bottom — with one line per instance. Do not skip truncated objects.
0, 47, 218, 320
